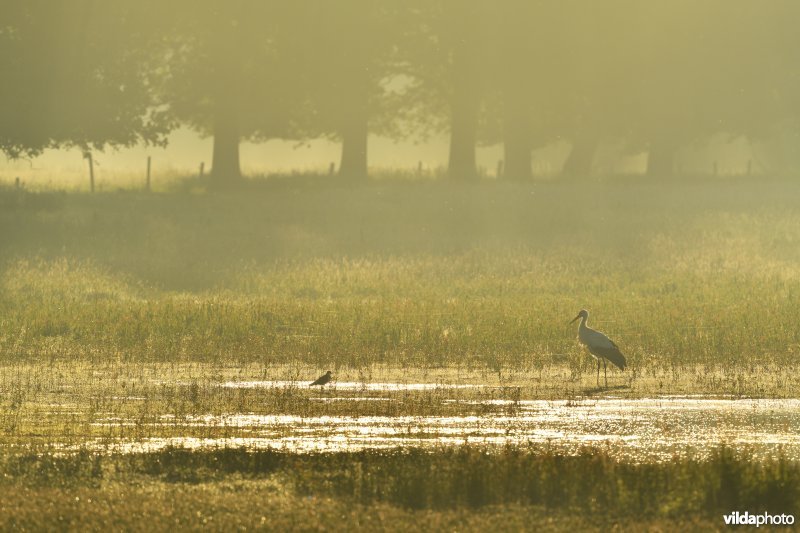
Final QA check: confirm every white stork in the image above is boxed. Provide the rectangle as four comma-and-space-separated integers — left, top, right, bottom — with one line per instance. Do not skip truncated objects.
570, 309, 627, 387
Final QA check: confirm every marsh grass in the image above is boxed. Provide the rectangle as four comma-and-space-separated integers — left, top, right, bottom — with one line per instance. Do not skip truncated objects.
0, 489, 716, 532
3, 178, 800, 527
0, 446, 796, 529
2, 178, 800, 377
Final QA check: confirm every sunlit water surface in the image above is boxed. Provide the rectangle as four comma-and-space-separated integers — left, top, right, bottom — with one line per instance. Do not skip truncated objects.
63, 380, 800, 462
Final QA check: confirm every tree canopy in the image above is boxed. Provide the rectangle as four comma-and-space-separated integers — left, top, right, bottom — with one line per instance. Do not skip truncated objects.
0, 0, 169, 159
3, 1, 799, 179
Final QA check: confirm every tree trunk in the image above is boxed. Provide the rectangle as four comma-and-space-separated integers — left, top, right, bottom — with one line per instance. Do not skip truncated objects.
448, 104, 477, 180
646, 139, 677, 178
502, 88, 531, 181
339, 102, 368, 179
562, 135, 598, 179
448, 43, 478, 180
210, 101, 241, 186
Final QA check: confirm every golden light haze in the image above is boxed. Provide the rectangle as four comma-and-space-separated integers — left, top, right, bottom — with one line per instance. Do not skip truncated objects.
1, 1, 799, 184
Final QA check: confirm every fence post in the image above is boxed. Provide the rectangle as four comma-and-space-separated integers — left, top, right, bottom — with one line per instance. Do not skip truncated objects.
199, 162, 205, 179
146, 156, 151, 192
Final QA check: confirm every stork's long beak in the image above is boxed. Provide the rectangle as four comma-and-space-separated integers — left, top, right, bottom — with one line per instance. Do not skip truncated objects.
569, 314, 581, 324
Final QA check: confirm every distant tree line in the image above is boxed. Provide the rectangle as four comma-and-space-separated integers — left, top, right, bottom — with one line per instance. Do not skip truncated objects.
2, 1, 799, 184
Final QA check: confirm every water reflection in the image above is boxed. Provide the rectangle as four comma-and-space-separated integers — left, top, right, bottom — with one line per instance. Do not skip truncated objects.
78, 387, 800, 462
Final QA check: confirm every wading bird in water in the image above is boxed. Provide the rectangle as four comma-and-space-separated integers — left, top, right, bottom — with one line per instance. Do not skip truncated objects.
309, 370, 332, 387
570, 309, 627, 387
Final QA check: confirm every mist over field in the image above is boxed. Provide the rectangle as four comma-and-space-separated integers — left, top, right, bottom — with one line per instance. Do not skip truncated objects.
2, 1, 800, 530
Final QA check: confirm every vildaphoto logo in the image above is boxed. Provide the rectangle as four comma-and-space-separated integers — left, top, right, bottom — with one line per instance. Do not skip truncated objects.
723, 511, 795, 527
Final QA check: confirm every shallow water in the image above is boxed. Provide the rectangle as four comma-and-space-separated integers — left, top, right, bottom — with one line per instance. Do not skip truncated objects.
76, 382, 800, 461
220, 380, 485, 391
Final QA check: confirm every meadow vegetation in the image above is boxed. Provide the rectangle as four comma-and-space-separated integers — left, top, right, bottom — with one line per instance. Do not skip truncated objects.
0, 447, 796, 531
2, 178, 800, 376
2, 177, 800, 529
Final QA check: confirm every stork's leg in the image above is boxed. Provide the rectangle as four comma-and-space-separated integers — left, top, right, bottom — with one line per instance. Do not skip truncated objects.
596, 359, 600, 386
603, 359, 608, 388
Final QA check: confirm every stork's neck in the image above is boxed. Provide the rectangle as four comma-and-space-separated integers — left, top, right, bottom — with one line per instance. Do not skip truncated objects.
579, 315, 588, 330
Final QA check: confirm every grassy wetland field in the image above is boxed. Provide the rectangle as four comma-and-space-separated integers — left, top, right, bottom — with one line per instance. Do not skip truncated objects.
2, 176, 800, 530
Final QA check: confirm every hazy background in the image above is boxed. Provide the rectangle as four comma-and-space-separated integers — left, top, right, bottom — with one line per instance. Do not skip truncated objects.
4, 5, 800, 528
2, 0, 799, 187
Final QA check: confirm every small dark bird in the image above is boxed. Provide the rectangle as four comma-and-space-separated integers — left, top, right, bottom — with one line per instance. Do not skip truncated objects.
309, 370, 332, 386
570, 309, 627, 387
